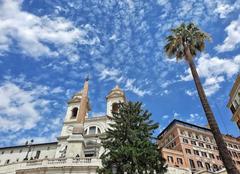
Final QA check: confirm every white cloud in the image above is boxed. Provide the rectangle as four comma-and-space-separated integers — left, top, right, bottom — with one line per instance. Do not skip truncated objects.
16, 133, 58, 145
98, 67, 122, 83
0, 0, 98, 60
157, 0, 169, 6
214, 3, 234, 18
0, 82, 49, 132
162, 115, 169, 119
215, 16, 240, 52
185, 90, 196, 96
51, 87, 64, 94
186, 113, 204, 124
97, 66, 151, 97
181, 53, 240, 96
173, 112, 180, 119
125, 79, 151, 97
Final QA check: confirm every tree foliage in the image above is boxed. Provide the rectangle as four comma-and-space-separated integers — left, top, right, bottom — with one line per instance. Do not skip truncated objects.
164, 22, 210, 60
98, 101, 167, 174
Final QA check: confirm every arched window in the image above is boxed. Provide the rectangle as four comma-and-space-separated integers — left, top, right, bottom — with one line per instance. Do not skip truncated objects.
213, 164, 218, 171
84, 126, 102, 135
71, 107, 78, 118
112, 103, 119, 113
205, 162, 211, 170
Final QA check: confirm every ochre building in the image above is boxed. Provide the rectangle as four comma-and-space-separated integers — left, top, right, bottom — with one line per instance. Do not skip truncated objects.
158, 119, 240, 173
227, 74, 240, 129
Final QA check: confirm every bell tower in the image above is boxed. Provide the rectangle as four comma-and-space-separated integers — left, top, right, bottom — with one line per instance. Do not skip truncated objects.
60, 80, 91, 137
106, 85, 126, 117
56, 78, 90, 158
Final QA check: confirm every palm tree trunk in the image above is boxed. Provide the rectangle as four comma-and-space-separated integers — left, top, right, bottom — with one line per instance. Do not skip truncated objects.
185, 48, 239, 173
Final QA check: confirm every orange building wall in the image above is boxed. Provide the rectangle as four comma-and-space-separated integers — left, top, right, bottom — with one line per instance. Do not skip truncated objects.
158, 120, 240, 173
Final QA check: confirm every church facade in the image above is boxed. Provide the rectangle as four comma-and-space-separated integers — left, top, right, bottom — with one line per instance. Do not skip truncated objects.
0, 80, 126, 174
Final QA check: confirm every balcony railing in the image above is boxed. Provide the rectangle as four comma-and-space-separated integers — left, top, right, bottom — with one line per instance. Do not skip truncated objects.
0, 157, 101, 173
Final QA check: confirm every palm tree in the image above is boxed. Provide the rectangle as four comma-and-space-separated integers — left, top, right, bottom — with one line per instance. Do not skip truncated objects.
164, 23, 239, 174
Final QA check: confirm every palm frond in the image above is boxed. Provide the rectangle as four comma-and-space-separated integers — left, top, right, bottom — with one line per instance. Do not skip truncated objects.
164, 22, 211, 61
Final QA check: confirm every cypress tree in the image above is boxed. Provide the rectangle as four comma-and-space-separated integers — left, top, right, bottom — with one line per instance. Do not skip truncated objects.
98, 101, 167, 174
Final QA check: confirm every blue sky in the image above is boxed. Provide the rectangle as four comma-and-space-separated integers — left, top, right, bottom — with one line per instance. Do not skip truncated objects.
0, 0, 239, 146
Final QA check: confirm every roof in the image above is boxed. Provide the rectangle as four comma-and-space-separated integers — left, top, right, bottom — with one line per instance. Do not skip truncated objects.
157, 119, 239, 141
106, 85, 125, 100
157, 119, 211, 138
0, 142, 57, 150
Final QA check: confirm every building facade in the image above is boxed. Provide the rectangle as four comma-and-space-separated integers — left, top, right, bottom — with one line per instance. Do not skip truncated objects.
158, 119, 240, 173
0, 81, 126, 174
227, 74, 240, 129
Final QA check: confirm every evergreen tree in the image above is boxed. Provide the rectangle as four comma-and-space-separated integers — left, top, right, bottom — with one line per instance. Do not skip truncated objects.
98, 101, 167, 174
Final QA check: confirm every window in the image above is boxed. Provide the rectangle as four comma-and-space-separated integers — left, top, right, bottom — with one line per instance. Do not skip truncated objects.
206, 145, 211, 149
112, 103, 119, 113
71, 107, 78, 118
16, 159, 19, 162
237, 161, 240, 165
230, 105, 236, 114
183, 138, 188, 144
85, 126, 101, 135
195, 134, 199, 139
35, 151, 41, 159
197, 161, 203, 168
205, 162, 211, 170
234, 100, 239, 108
216, 155, 221, 160
19, 149, 22, 153
188, 132, 193, 138
194, 150, 199, 156
177, 158, 183, 165
5, 159, 10, 164
199, 142, 204, 147
89, 126, 96, 135
85, 153, 94, 157
234, 145, 238, 149
167, 156, 174, 163
10, 150, 13, 153
229, 151, 233, 157
201, 152, 207, 157
228, 143, 233, 148
209, 153, 215, 159
189, 159, 195, 168
213, 164, 218, 171
233, 152, 238, 158
1, 151, 4, 154
213, 146, 218, 150
97, 127, 101, 134
180, 130, 185, 135
47, 147, 50, 150
237, 120, 240, 129
191, 141, 196, 145
185, 149, 191, 154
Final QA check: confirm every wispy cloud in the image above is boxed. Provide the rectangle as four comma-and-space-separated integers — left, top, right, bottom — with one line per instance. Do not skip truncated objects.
125, 79, 152, 97
0, 0, 99, 61
215, 16, 240, 52
0, 82, 49, 132
180, 53, 240, 96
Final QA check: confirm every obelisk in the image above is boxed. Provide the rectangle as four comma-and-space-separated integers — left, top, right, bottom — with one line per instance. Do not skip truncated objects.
66, 77, 89, 158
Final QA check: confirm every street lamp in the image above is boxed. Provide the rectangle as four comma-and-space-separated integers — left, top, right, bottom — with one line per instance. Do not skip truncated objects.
24, 139, 34, 160
112, 164, 117, 174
